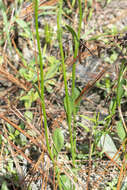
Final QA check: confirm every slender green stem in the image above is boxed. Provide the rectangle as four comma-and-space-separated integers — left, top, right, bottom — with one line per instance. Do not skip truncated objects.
72, 0, 82, 94
34, 0, 53, 161
78, 0, 83, 38
72, 0, 83, 159
57, 0, 75, 165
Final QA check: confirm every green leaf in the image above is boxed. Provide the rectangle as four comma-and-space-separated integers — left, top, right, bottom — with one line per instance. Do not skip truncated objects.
6, 123, 15, 133
44, 23, 53, 44
77, 122, 90, 132
14, 130, 20, 136
64, 87, 80, 115
19, 133, 27, 145
33, 84, 42, 101
24, 111, 33, 122
15, 18, 33, 39
64, 96, 73, 116
80, 115, 96, 122
7, 160, 14, 173
1, 181, 9, 190
60, 175, 73, 190
2, 8, 12, 50
19, 66, 37, 82
109, 98, 117, 116
117, 60, 127, 106
117, 77, 126, 106
20, 89, 39, 109
65, 25, 79, 42
116, 121, 126, 141
72, 87, 80, 101
87, 8, 94, 21
45, 57, 60, 80
9, 133, 15, 140
98, 134, 120, 161
53, 128, 64, 157
110, 51, 118, 62
105, 78, 111, 93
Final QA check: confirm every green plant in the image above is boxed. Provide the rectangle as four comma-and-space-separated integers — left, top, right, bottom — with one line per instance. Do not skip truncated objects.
78, 113, 106, 156
1, 0, 127, 189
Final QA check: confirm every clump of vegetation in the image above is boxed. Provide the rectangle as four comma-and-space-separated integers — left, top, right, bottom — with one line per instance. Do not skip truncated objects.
0, 0, 127, 189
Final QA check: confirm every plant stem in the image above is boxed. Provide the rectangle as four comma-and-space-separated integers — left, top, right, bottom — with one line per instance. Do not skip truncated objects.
72, 0, 83, 161
57, 0, 75, 166
34, 0, 53, 161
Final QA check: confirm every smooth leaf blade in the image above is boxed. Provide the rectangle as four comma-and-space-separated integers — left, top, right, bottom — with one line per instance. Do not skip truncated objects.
53, 128, 64, 157
98, 134, 120, 161
1, 181, 9, 190
45, 57, 60, 80
64, 96, 73, 117
60, 174, 73, 190
65, 25, 79, 42
116, 121, 126, 141
117, 60, 126, 106
64, 87, 80, 115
